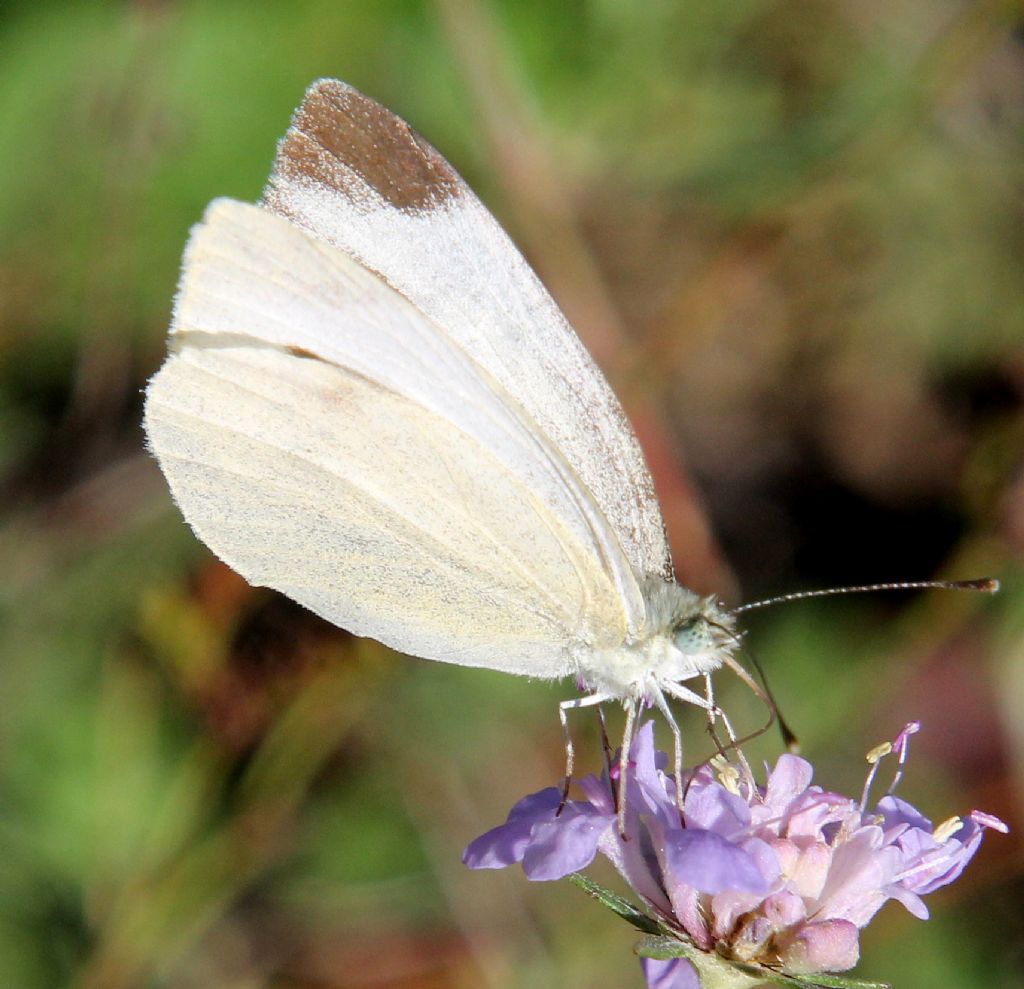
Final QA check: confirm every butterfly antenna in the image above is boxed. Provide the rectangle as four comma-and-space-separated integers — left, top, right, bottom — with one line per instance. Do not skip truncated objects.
725, 576, 998, 750
734, 577, 999, 615
741, 645, 799, 752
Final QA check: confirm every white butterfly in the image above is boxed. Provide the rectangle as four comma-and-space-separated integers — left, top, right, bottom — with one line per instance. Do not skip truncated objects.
143, 80, 742, 798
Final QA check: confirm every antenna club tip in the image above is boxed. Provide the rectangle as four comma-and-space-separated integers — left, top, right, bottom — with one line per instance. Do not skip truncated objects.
959, 577, 1000, 594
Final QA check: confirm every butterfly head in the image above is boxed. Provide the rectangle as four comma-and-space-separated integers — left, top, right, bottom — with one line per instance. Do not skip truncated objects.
672, 610, 729, 659
575, 580, 737, 702
640, 577, 735, 661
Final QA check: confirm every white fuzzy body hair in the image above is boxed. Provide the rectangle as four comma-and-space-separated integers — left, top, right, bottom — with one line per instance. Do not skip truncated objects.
572, 578, 735, 702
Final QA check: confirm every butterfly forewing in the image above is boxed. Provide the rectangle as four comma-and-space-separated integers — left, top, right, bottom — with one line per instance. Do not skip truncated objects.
263, 80, 673, 629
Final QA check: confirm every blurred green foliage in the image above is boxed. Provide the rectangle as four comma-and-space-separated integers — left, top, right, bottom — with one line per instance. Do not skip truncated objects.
0, 1, 1021, 987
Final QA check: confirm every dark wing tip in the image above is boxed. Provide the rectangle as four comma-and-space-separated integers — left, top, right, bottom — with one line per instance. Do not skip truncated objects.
267, 78, 463, 215
304, 77, 352, 98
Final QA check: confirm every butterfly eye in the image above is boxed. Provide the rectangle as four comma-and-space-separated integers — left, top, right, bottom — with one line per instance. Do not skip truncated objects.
673, 615, 712, 655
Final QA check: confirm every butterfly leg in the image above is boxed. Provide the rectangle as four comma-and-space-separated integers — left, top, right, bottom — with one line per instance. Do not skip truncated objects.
557, 692, 613, 814
616, 696, 640, 838
712, 700, 757, 791
651, 685, 685, 820
702, 673, 725, 753
662, 678, 723, 795
662, 679, 717, 714
596, 705, 614, 778
685, 677, 756, 793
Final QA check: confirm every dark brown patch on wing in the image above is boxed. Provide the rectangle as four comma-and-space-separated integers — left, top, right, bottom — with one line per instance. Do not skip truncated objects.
267, 79, 462, 214
286, 344, 320, 361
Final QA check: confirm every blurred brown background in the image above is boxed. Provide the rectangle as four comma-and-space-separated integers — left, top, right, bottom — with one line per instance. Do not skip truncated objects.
0, 1, 1021, 987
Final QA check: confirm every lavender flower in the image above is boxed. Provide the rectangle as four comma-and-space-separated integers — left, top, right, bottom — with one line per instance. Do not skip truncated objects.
464, 721, 1006, 988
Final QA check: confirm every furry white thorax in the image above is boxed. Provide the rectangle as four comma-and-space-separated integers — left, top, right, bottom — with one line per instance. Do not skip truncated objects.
572, 578, 736, 702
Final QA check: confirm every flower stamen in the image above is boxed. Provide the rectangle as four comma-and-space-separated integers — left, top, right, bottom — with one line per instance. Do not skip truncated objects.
887, 721, 921, 796
860, 741, 891, 810
933, 815, 963, 843
711, 755, 742, 795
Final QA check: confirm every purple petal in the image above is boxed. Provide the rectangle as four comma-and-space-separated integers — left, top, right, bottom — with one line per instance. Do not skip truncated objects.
579, 771, 616, 814
761, 889, 808, 929
598, 818, 674, 915
631, 721, 661, 786
641, 957, 701, 989
882, 810, 998, 896
665, 882, 713, 949
884, 820, 940, 868
785, 789, 854, 838
741, 836, 783, 887
903, 826, 984, 895
785, 838, 832, 900
684, 778, 751, 835
777, 919, 860, 974
764, 754, 814, 808
522, 802, 613, 880
462, 787, 562, 869
877, 794, 931, 833
815, 826, 895, 925
626, 722, 679, 825
665, 827, 770, 895
886, 884, 929, 919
